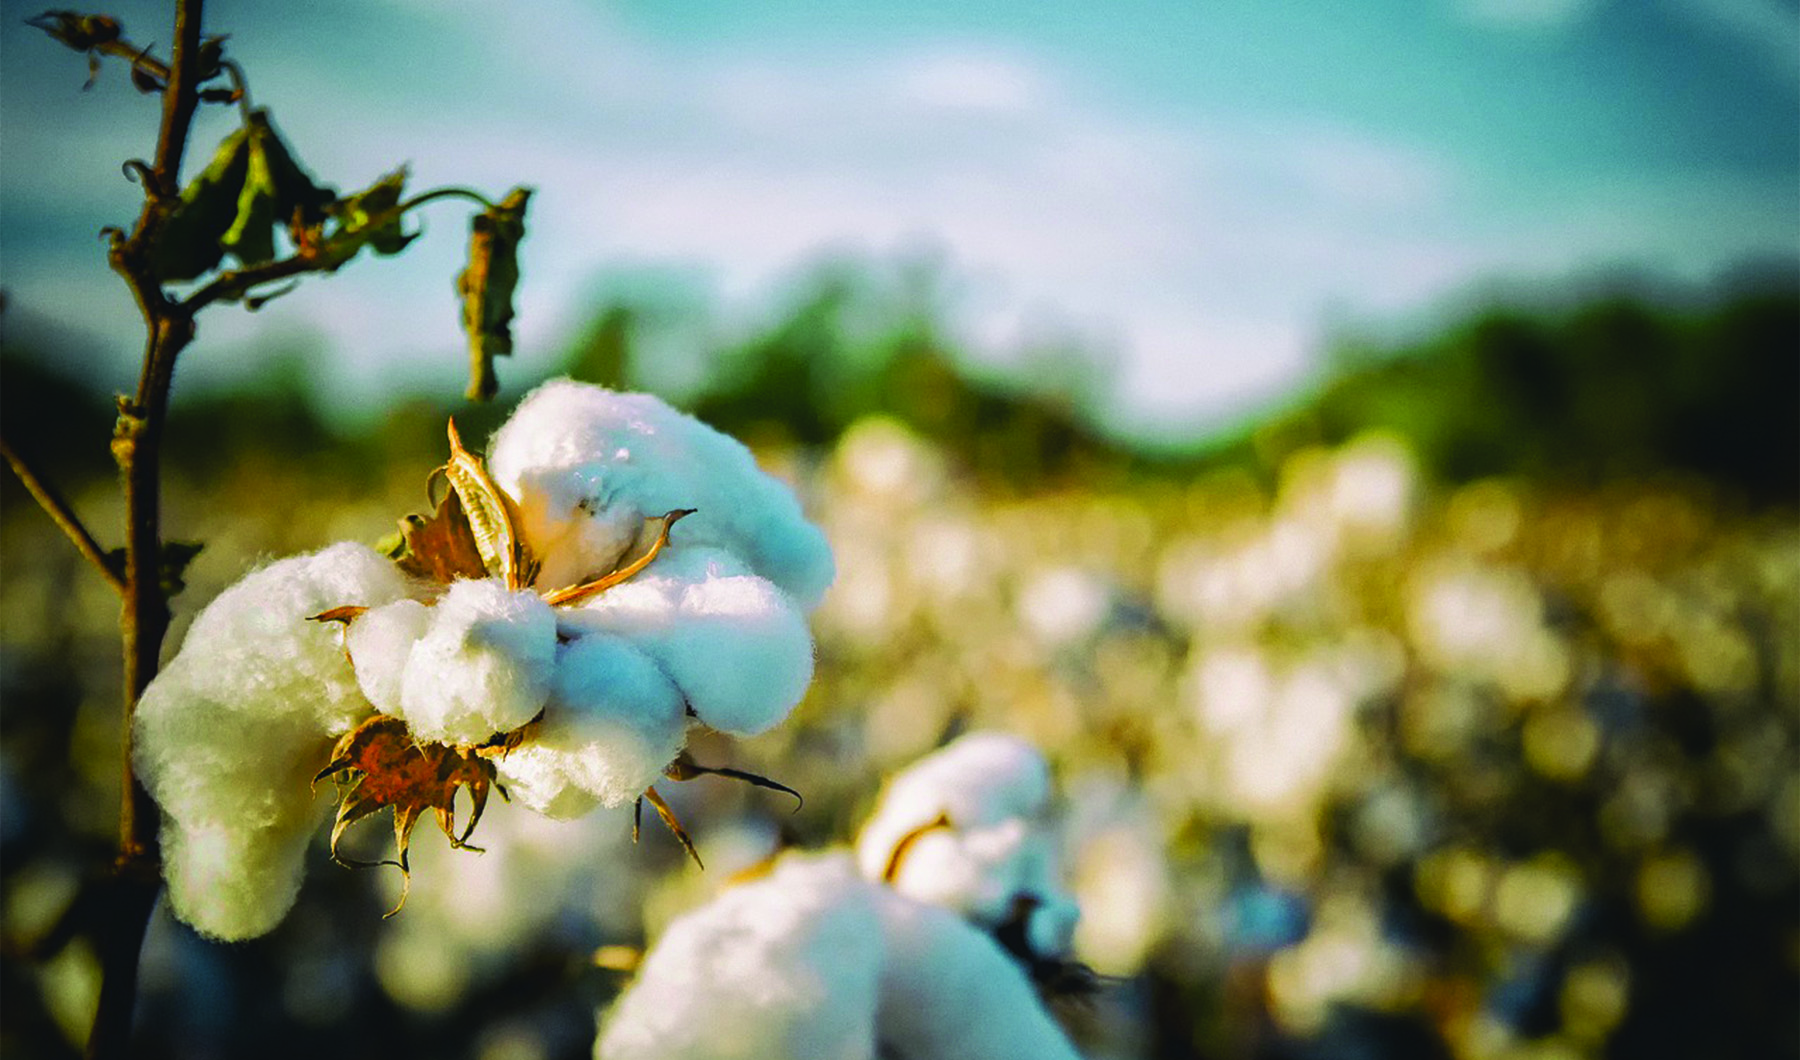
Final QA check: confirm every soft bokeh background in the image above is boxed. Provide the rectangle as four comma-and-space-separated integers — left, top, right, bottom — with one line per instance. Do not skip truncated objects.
2, 1, 1797, 1058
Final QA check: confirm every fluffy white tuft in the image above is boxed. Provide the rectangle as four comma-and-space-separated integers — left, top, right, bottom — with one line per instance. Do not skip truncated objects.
345, 598, 430, 713
487, 379, 835, 608
396, 579, 557, 746
598, 853, 883, 1060
493, 633, 687, 815
134, 543, 410, 940
596, 852, 1080, 1060
561, 546, 815, 736
871, 883, 1084, 1060
855, 732, 1078, 959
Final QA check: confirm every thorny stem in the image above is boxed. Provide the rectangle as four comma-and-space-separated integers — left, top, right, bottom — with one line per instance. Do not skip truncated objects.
86, 1, 207, 1056
0, 435, 126, 594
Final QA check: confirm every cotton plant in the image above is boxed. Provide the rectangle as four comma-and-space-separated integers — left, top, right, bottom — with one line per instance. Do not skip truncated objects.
134, 379, 833, 940
597, 733, 1089, 1059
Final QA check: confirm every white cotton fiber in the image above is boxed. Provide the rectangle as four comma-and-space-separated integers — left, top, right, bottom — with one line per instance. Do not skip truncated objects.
871, 886, 1084, 1060
596, 852, 1081, 1060
395, 579, 557, 746
345, 598, 430, 713
855, 732, 1079, 960
561, 546, 815, 736
134, 542, 411, 940
492, 633, 687, 815
597, 853, 885, 1060
487, 379, 835, 608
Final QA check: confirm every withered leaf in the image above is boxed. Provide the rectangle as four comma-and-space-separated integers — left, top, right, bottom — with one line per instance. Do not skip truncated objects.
314, 714, 498, 916
394, 487, 489, 585
457, 187, 531, 401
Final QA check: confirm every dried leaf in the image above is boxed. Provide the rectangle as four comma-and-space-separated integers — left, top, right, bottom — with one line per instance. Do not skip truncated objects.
26, 11, 121, 52
541, 509, 692, 606
457, 187, 531, 401
308, 605, 369, 625
393, 488, 489, 584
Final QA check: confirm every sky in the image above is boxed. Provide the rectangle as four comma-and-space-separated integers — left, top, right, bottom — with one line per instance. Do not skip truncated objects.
2, 0, 1796, 441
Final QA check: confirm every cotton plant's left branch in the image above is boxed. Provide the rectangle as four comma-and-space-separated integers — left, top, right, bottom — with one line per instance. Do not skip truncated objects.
0, 435, 127, 593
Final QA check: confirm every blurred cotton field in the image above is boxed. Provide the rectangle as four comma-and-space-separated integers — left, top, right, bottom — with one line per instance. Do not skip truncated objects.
4, 323, 1795, 1059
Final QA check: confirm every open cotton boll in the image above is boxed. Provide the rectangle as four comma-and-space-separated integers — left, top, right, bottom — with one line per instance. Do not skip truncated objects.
597, 852, 885, 1060
345, 598, 431, 713
562, 546, 815, 736
855, 732, 1052, 882
872, 886, 1084, 1060
597, 852, 1081, 1060
134, 542, 411, 939
487, 379, 835, 608
396, 579, 557, 746
493, 633, 687, 816
855, 732, 1081, 962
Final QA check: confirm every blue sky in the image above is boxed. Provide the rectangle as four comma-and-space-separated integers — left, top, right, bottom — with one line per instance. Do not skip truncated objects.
2, 0, 1795, 440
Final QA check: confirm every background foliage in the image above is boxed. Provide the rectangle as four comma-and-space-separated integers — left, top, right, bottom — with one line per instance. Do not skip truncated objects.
2, 259, 1796, 1059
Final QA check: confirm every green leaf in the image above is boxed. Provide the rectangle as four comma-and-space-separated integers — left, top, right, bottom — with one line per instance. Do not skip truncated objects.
220, 110, 333, 267
149, 123, 251, 281
456, 187, 531, 401
159, 540, 204, 598
313, 167, 416, 270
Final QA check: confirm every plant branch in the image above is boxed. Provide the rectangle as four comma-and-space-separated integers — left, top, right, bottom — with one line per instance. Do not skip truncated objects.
0, 435, 125, 593
85, 3, 209, 1057
182, 252, 313, 313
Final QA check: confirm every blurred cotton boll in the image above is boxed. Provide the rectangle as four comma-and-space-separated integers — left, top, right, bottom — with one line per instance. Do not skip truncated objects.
855, 732, 1080, 961
597, 852, 1083, 1060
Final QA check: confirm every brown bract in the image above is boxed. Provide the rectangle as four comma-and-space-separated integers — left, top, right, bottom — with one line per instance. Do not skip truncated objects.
311, 713, 503, 917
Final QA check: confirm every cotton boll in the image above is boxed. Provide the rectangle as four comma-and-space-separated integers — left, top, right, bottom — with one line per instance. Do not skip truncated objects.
487, 379, 835, 608
597, 852, 884, 1060
563, 546, 816, 737
134, 543, 411, 939
597, 852, 1081, 1060
871, 886, 1083, 1060
397, 580, 556, 746
492, 634, 686, 815
855, 732, 1052, 883
345, 598, 431, 713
